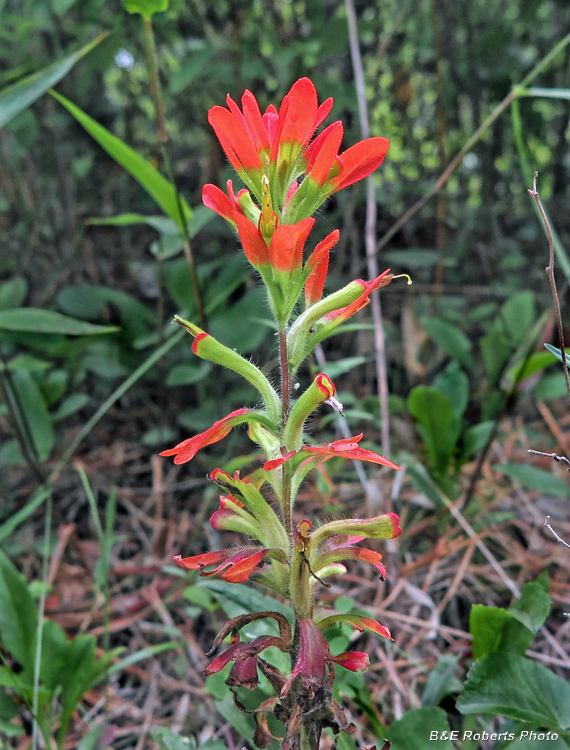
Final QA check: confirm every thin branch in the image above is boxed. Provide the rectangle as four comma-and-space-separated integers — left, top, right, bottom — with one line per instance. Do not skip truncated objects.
344, 0, 391, 490
528, 449, 570, 470
544, 515, 570, 550
527, 172, 570, 399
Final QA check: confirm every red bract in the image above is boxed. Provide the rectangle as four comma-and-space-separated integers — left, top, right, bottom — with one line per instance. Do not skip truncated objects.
234, 214, 315, 274
280, 617, 369, 697
159, 408, 254, 465
204, 634, 288, 689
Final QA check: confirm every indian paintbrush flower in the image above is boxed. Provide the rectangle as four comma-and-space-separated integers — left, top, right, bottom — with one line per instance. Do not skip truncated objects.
162, 77, 401, 750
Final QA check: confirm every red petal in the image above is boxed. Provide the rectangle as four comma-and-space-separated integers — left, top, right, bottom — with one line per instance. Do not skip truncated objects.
202, 183, 235, 221
222, 549, 269, 583
174, 550, 230, 569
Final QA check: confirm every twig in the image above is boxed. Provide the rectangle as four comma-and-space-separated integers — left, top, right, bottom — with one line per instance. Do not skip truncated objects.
544, 515, 570, 550
527, 172, 570, 399
344, 0, 391, 488
528, 449, 570, 470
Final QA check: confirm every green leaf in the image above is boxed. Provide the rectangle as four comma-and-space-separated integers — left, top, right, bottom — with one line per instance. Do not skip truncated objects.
11, 370, 55, 461
509, 581, 552, 634
384, 707, 453, 749
123, 0, 168, 18
506, 350, 562, 384
407, 386, 461, 476
50, 90, 191, 232
457, 652, 570, 731
432, 361, 469, 421
0, 308, 118, 335
469, 605, 532, 659
497, 462, 570, 500
499, 291, 535, 345
0, 277, 28, 310
545, 342, 570, 368
0, 35, 105, 128
0, 549, 38, 673
421, 654, 462, 707
422, 316, 473, 370
320, 356, 367, 379
151, 727, 196, 750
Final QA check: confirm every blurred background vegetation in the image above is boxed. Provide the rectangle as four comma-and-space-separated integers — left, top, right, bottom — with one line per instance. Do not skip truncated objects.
1, 0, 570, 748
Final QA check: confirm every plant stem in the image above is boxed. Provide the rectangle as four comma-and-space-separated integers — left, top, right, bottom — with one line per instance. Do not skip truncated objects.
141, 16, 207, 331
279, 328, 291, 425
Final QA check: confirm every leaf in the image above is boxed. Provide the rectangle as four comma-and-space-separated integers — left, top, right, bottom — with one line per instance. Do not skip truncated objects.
506, 350, 562, 384
0, 308, 118, 335
123, 0, 168, 18
421, 654, 462, 707
509, 582, 552, 634
432, 361, 469, 421
11, 370, 55, 461
469, 605, 534, 659
384, 707, 453, 749
151, 727, 196, 750
50, 90, 192, 232
545, 342, 570, 368
422, 316, 473, 370
0, 549, 38, 674
407, 386, 461, 476
320, 356, 367, 379
0, 277, 27, 310
457, 652, 570, 731
499, 291, 535, 345
497, 462, 570, 500
0, 35, 105, 128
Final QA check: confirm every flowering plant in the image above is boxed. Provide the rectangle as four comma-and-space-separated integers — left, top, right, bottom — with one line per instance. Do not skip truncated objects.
161, 78, 401, 750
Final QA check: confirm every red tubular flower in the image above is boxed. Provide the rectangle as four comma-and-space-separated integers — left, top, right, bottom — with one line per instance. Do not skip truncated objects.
280, 617, 369, 697
159, 408, 254, 465
174, 546, 272, 583
263, 433, 401, 472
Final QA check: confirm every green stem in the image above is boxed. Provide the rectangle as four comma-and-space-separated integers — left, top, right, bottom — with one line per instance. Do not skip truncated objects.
141, 16, 207, 331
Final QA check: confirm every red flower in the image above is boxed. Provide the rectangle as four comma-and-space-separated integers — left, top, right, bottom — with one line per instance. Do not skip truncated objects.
204, 634, 288, 689
233, 213, 316, 274
159, 408, 255, 465
205, 77, 389, 219
264, 433, 401, 472
174, 546, 272, 583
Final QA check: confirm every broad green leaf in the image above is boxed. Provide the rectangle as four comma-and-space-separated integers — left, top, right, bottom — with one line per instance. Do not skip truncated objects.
421, 654, 462, 707
11, 370, 55, 461
469, 605, 534, 659
0, 277, 27, 310
460, 421, 494, 461
151, 728, 196, 750
0, 549, 38, 673
198, 579, 292, 621
432, 361, 469, 420
50, 90, 191, 232
407, 386, 460, 476
422, 316, 473, 370
497, 462, 570, 500
0, 35, 105, 128
457, 652, 570, 730
384, 707, 453, 749
320, 356, 367, 379
499, 291, 535, 345
123, 0, 168, 18
509, 582, 552, 634
0, 308, 118, 335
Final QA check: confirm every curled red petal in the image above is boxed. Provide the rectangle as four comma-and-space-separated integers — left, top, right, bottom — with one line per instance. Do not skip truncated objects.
269, 217, 314, 272
306, 122, 343, 187
234, 213, 270, 268
329, 650, 369, 671
304, 229, 339, 306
